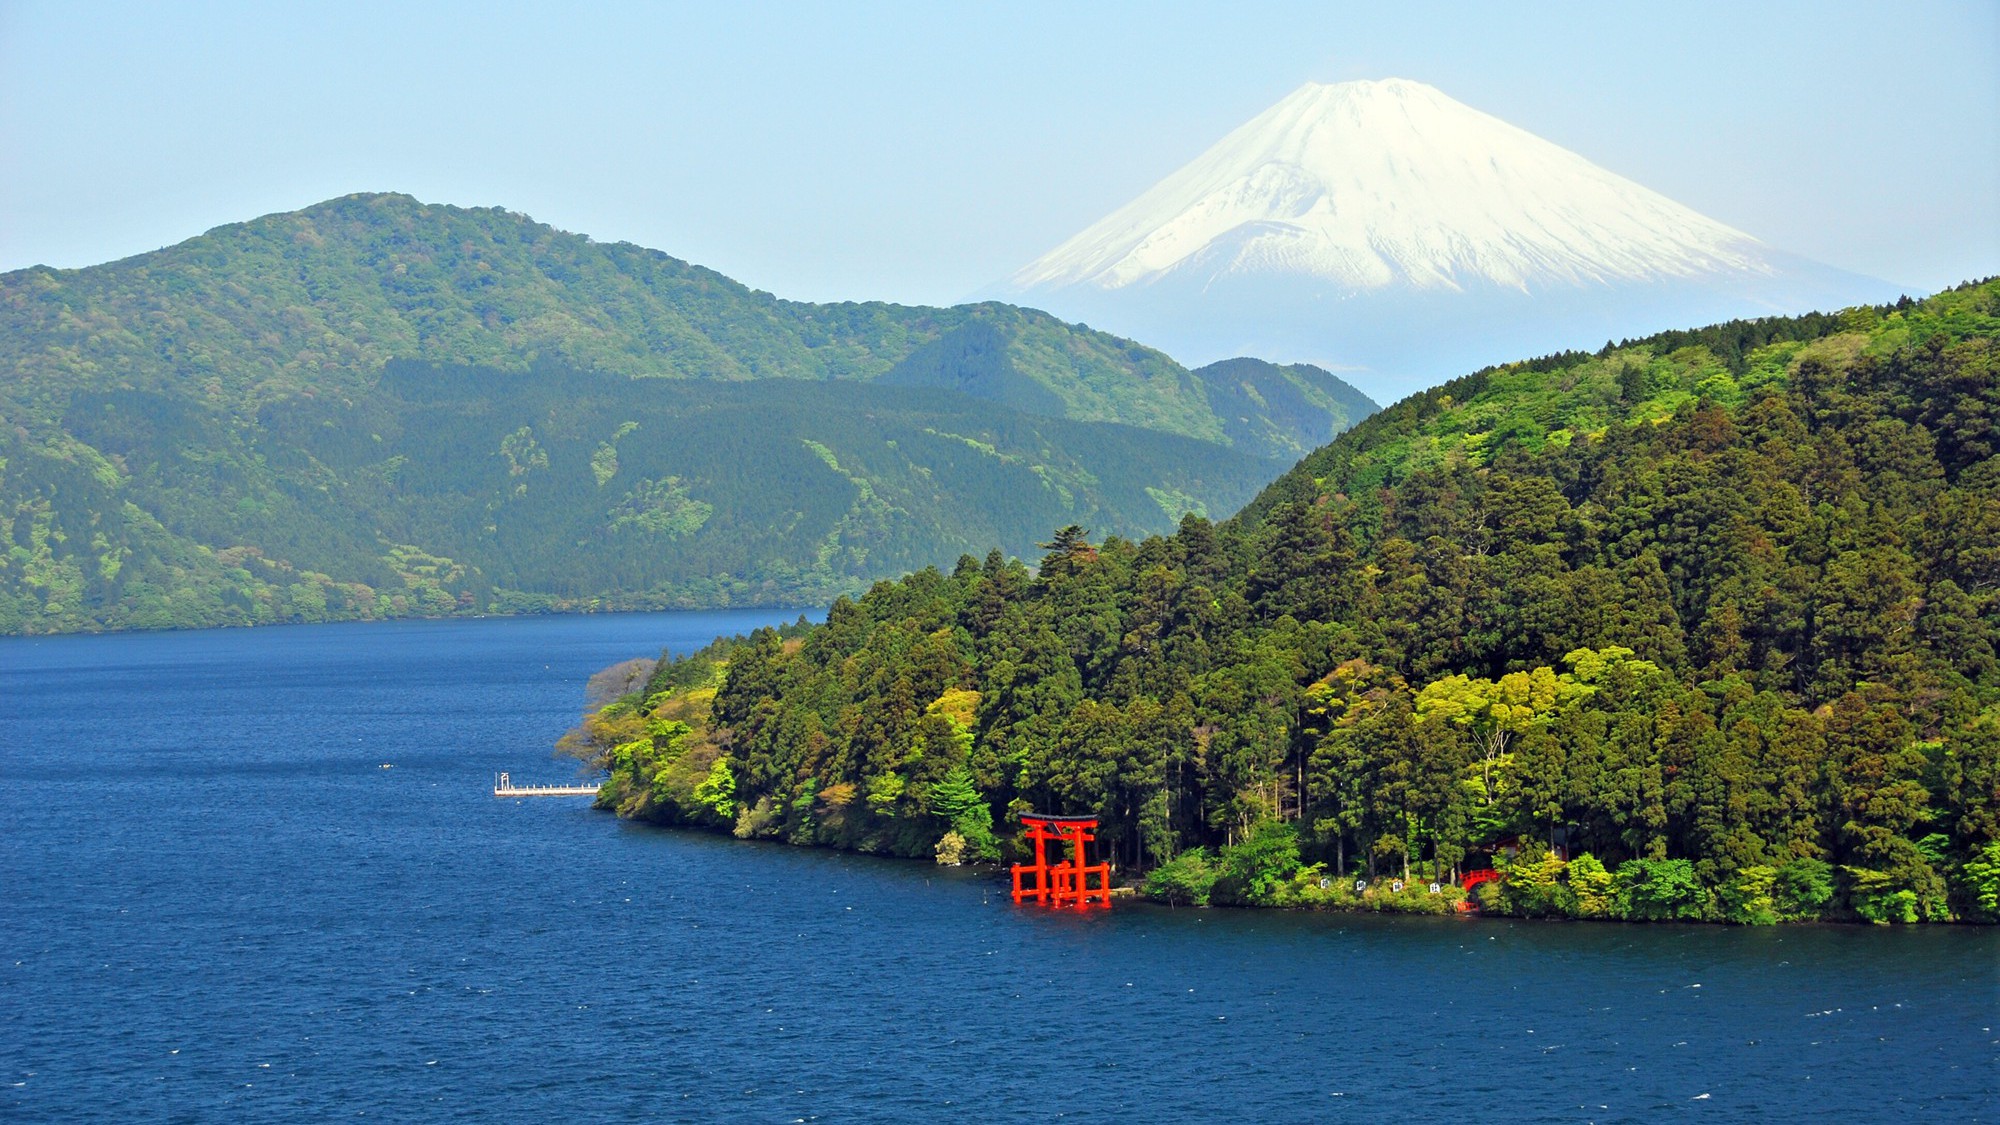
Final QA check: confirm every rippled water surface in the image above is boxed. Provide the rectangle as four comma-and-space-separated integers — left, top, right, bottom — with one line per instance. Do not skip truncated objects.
3, 613, 1995, 1123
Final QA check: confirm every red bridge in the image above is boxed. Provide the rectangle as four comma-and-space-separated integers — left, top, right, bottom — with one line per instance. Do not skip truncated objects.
1456, 868, 1501, 912
1011, 814, 1112, 909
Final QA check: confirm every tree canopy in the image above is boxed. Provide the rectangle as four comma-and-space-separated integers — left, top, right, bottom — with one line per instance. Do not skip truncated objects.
571, 280, 2000, 925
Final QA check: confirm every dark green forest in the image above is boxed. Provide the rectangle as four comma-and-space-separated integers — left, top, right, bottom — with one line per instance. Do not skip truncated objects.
571, 280, 2000, 925
0, 361, 1287, 632
0, 193, 1372, 633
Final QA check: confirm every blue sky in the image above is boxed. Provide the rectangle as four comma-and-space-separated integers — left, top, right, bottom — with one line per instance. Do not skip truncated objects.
2, 1, 1994, 303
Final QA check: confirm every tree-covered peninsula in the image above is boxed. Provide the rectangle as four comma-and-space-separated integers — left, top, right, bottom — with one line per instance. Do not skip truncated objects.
570, 280, 2000, 925
0, 193, 1373, 633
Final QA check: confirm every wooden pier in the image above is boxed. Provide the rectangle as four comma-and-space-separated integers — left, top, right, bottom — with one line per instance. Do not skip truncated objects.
493, 771, 603, 798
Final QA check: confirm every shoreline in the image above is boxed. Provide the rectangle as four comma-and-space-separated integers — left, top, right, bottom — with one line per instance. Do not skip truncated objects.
600, 809, 1992, 928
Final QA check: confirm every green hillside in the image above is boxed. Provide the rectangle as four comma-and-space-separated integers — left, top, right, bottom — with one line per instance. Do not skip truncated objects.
0, 192, 1370, 451
878, 329, 1372, 459
0, 359, 1281, 632
0, 193, 1377, 633
1192, 357, 1381, 461
571, 280, 2000, 925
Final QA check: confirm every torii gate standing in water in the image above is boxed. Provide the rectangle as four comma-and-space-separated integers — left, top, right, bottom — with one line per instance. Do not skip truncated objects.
1011, 813, 1113, 909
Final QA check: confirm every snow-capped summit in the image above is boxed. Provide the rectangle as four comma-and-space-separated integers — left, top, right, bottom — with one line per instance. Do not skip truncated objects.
1013, 79, 1767, 294
1000, 79, 1902, 400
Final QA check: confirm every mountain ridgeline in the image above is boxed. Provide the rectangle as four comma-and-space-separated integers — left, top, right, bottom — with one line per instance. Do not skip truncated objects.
0, 193, 1374, 633
880, 325, 1375, 458
574, 280, 2000, 925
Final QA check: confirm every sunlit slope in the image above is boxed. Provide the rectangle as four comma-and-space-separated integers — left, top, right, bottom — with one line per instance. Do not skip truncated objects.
0, 192, 1385, 633
0, 192, 1371, 454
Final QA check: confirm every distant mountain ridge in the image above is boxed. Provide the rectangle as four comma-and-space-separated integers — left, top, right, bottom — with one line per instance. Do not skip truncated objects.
877, 321, 1373, 457
1188, 357, 1378, 457
1, 192, 1372, 459
1000, 78, 1906, 399
0, 193, 1372, 633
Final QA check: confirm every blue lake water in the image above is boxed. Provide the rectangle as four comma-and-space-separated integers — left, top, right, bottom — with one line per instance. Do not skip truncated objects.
2, 612, 1995, 1122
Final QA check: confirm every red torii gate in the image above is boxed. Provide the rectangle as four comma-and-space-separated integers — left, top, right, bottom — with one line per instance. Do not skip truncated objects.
1011, 813, 1112, 909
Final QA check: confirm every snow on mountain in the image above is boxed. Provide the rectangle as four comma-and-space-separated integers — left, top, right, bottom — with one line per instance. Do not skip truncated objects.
1000, 79, 1905, 400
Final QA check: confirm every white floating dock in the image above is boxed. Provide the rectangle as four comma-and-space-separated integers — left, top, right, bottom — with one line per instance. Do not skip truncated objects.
493, 771, 602, 798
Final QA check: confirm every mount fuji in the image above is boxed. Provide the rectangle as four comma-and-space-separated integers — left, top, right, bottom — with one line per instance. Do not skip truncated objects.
997, 79, 1906, 400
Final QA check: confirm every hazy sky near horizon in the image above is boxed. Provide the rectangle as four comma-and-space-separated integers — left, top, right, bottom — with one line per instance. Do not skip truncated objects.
2, 1, 1995, 304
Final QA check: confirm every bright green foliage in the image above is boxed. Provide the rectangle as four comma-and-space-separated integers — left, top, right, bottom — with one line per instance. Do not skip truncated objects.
693, 757, 737, 822
1273, 863, 1464, 915
1845, 867, 1922, 924
1616, 859, 1709, 921
1772, 859, 1837, 920
865, 772, 906, 812
1354, 877, 1465, 915
1717, 865, 1780, 925
1565, 854, 1616, 918
1211, 821, 1305, 905
1958, 843, 2000, 921
1499, 848, 1572, 917
562, 282, 1998, 924
1417, 663, 1584, 829
1144, 848, 1220, 906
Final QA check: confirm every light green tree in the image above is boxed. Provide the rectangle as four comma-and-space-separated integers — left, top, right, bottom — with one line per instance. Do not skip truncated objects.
1566, 854, 1615, 918
1416, 664, 1568, 808
693, 757, 736, 821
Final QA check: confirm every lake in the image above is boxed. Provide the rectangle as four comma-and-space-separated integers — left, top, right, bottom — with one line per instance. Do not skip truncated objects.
2, 612, 1994, 1122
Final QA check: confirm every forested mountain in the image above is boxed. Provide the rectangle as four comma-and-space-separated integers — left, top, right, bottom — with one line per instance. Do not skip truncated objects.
0, 192, 1367, 453
574, 280, 2000, 925
1191, 357, 1381, 459
0, 360, 1281, 632
0, 193, 1374, 632
878, 333, 1370, 461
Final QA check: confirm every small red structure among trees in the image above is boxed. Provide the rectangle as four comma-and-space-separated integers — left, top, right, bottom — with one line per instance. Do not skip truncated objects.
1456, 867, 1502, 912
1461, 868, 1502, 892
1011, 814, 1112, 909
